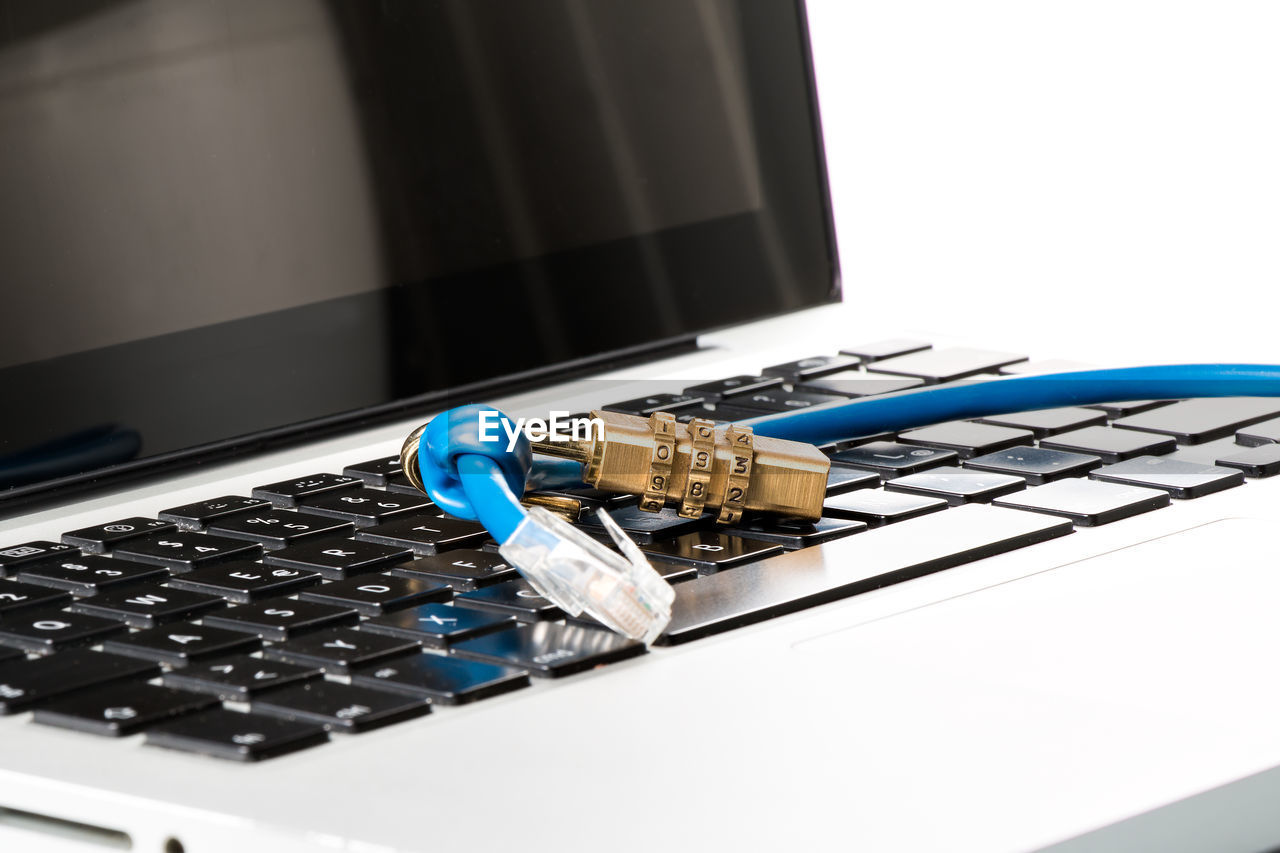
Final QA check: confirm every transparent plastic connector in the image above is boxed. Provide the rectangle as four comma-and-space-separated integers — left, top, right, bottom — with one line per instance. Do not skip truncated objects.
499, 506, 675, 645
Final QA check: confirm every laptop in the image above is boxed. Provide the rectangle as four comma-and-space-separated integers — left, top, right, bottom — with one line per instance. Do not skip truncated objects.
3, 1, 1280, 851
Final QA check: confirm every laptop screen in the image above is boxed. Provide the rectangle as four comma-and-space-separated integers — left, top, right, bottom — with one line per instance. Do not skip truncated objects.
0, 0, 837, 506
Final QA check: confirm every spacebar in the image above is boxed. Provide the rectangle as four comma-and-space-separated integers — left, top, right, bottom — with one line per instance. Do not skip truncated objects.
656, 505, 1073, 645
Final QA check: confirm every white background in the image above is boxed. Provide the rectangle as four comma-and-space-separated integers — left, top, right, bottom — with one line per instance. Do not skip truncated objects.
805, 1, 1280, 364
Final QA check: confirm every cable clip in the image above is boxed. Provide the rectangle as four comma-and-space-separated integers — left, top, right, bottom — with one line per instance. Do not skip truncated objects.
499, 506, 674, 645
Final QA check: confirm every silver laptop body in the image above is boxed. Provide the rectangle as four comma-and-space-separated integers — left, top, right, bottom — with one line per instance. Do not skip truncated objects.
3, 2, 1280, 852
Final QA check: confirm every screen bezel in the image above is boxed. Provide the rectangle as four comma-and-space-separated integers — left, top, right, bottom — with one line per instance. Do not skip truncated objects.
0, 0, 839, 515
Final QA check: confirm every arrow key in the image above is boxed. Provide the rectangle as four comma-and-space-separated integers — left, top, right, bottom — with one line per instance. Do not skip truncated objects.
362, 603, 514, 648
33, 682, 217, 736
162, 654, 322, 701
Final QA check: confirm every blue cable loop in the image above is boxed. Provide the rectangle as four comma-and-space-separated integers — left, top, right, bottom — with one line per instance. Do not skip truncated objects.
416, 404, 531, 541
410, 365, 1280, 544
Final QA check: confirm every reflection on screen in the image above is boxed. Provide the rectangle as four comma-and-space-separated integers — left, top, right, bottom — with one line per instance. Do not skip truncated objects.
0, 0, 762, 369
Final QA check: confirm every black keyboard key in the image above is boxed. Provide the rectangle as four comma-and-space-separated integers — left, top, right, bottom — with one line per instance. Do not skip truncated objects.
61, 518, 178, 554
111, 532, 262, 572
453, 580, 565, 621
524, 486, 635, 509
682, 404, 769, 425
602, 392, 707, 416
1083, 400, 1174, 417
657, 504, 1073, 644
0, 649, 159, 714
898, 422, 1034, 459
1162, 437, 1243, 467
166, 562, 321, 603
146, 708, 328, 762
975, 407, 1108, 438
251, 680, 430, 733
825, 466, 881, 495
0, 609, 127, 653
1215, 443, 1280, 478
1040, 425, 1178, 463
993, 480, 1170, 526
385, 479, 429, 496
839, 339, 931, 361
34, 683, 218, 736
829, 441, 958, 478
964, 446, 1102, 485
251, 473, 362, 507
884, 466, 1025, 506
761, 354, 860, 380
0, 541, 78, 576
818, 433, 904, 453
1113, 398, 1280, 445
0, 581, 71, 614
1236, 417, 1280, 447
1090, 456, 1245, 499
640, 531, 783, 571
796, 371, 925, 398
725, 388, 847, 414
577, 504, 706, 544
352, 655, 529, 705
262, 539, 412, 580
998, 359, 1094, 376
296, 488, 434, 526
102, 621, 262, 666
683, 374, 784, 400
657, 563, 699, 583
162, 655, 322, 701
362, 603, 514, 648
206, 510, 353, 550
0, 647, 20, 664
453, 621, 645, 677
343, 456, 406, 487
354, 515, 489, 554
865, 347, 1027, 383
263, 628, 422, 673
521, 488, 632, 521
68, 585, 226, 628
202, 599, 359, 641
824, 489, 949, 527
725, 516, 867, 549
390, 550, 517, 591
158, 496, 271, 530
16, 555, 169, 595
297, 575, 450, 615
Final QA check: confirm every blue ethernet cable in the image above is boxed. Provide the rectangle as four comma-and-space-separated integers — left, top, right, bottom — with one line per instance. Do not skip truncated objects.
416, 365, 1280, 529
413, 404, 531, 541
742, 364, 1280, 444
406, 364, 1280, 641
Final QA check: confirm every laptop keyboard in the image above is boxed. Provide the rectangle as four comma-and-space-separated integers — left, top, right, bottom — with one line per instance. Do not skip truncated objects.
3, 341, 1280, 762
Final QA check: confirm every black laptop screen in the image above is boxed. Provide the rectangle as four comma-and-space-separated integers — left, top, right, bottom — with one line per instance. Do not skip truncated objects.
0, 0, 837, 506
